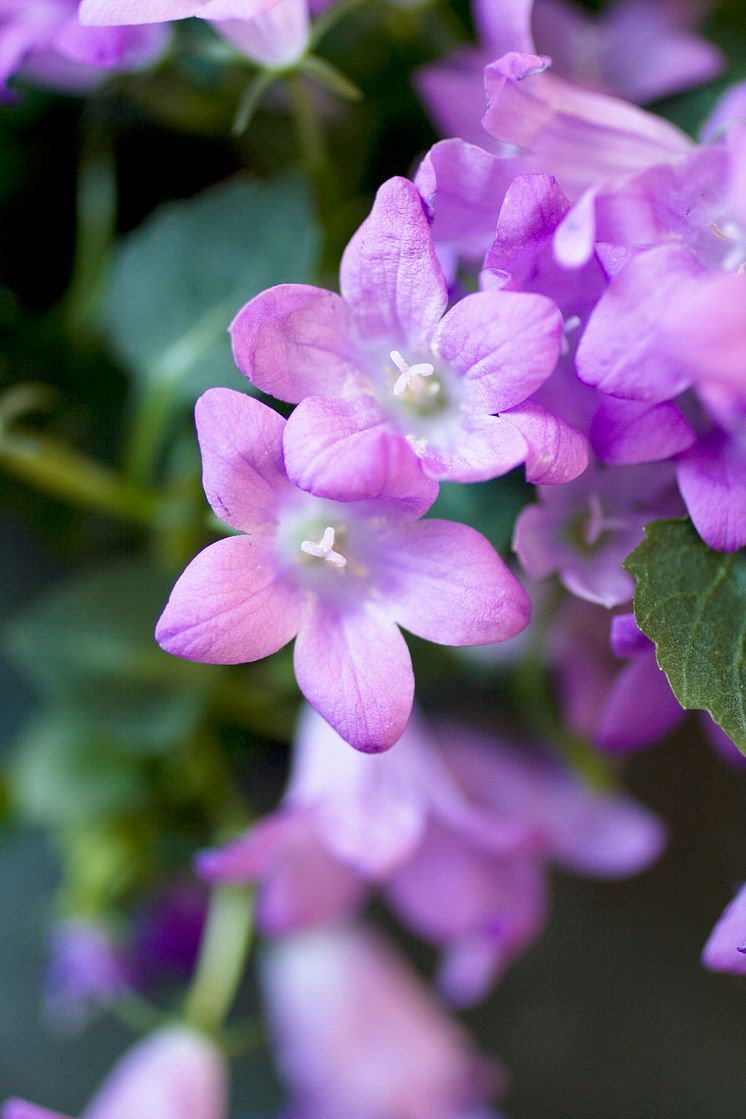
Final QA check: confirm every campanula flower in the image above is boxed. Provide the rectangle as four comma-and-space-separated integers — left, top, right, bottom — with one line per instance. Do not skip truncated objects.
155, 388, 530, 752
0, 0, 168, 97
231, 176, 586, 490
262, 924, 504, 1119
702, 884, 746, 976
3, 1027, 227, 1119
80, 0, 310, 68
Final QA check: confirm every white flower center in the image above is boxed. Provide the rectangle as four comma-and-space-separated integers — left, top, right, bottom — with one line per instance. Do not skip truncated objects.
390, 350, 437, 398
300, 525, 347, 568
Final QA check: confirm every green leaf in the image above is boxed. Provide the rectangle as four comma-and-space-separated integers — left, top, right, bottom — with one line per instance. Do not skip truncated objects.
9, 713, 147, 827
4, 559, 217, 753
105, 175, 321, 403
625, 518, 746, 751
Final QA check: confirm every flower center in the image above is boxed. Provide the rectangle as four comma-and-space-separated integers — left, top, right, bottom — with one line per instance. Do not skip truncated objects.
390, 350, 438, 399
300, 525, 347, 569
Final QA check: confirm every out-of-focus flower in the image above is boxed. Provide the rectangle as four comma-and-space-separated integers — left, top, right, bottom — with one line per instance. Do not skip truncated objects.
0, 0, 168, 97
133, 882, 207, 984
44, 919, 134, 1033
3, 1026, 227, 1119
155, 388, 530, 752
513, 460, 683, 607
200, 704, 664, 1004
231, 176, 586, 488
80, 0, 310, 68
262, 924, 504, 1119
417, 0, 721, 146
702, 885, 746, 976
552, 601, 744, 762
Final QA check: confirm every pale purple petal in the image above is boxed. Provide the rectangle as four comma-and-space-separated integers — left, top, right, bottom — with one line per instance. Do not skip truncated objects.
473, 0, 534, 53
197, 809, 365, 930
155, 536, 306, 664
590, 397, 696, 464
415, 49, 499, 151
702, 885, 746, 975
553, 186, 599, 269
80, 0, 258, 23
386, 817, 546, 946
501, 402, 589, 483
415, 140, 519, 260
701, 79, 746, 143
437, 291, 562, 413
663, 272, 746, 389
596, 655, 686, 752
596, 0, 723, 104
293, 602, 414, 752
83, 1028, 226, 1119
52, 17, 168, 69
3, 1105, 71, 1119
229, 285, 360, 404
195, 388, 293, 531
576, 243, 705, 402
419, 413, 528, 483
340, 177, 448, 346
282, 396, 437, 514
677, 430, 746, 552
609, 612, 652, 658
512, 503, 563, 580
561, 546, 635, 607
437, 936, 510, 1008
380, 519, 531, 646
703, 715, 746, 769
197, 811, 307, 882
482, 53, 692, 200
214, 0, 308, 67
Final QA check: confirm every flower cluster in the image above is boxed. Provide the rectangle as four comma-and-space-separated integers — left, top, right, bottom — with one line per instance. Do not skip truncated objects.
3, 0, 744, 1115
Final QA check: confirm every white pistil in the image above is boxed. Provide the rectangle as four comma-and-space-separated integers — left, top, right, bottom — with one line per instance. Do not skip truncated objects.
560, 314, 582, 356
300, 526, 347, 568
584, 493, 629, 546
390, 350, 436, 397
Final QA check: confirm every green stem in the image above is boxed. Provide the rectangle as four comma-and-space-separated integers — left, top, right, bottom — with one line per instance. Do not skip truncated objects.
232, 69, 277, 135
310, 0, 373, 46
0, 427, 161, 526
65, 113, 118, 338
183, 884, 254, 1035
290, 72, 328, 188
123, 382, 178, 487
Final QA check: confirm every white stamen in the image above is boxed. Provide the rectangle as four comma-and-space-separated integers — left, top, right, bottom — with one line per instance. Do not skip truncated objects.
300, 525, 347, 568
560, 314, 582, 355
390, 350, 435, 396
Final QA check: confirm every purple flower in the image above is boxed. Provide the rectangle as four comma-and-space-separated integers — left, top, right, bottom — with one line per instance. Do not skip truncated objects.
198, 705, 545, 994
417, 0, 721, 145
155, 388, 530, 752
199, 703, 664, 1004
481, 53, 693, 202
262, 924, 504, 1119
44, 920, 134, 1033
0, 0, 168, 96
702, 884, 746, 976
80, 0, 310, 68
513, 460, 683, 607
3, 1027, 227, 1119
552, 602, 744, 761
231, 176, 586, 489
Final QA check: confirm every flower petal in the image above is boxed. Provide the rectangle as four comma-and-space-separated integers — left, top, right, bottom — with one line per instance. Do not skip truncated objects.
283, 396, 437, 515
155, 536, 305, 664
382, 519, 531, 646
677, 430, 746, 553
590, 397, 696, 465
596, 655, 685, 753
229, 284, 360, 404
294, 602, 414, 752
436, 290, 562, 413
3, 1105, 71, 1119
702, 885, 746, 976
501, 401, 588, 483
340, 177, 448, 346
195, 388, 293, 531
419, 413, 528, 483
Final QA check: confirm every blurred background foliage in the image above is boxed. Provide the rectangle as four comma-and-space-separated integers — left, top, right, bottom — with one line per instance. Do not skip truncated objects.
3, 0, 746, 1114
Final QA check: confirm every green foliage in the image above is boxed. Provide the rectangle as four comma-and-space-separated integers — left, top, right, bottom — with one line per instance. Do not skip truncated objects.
105, 175, 321, 405
9, 713, 147, 828
625, 519, 746, 751
4, 559, 217, 753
